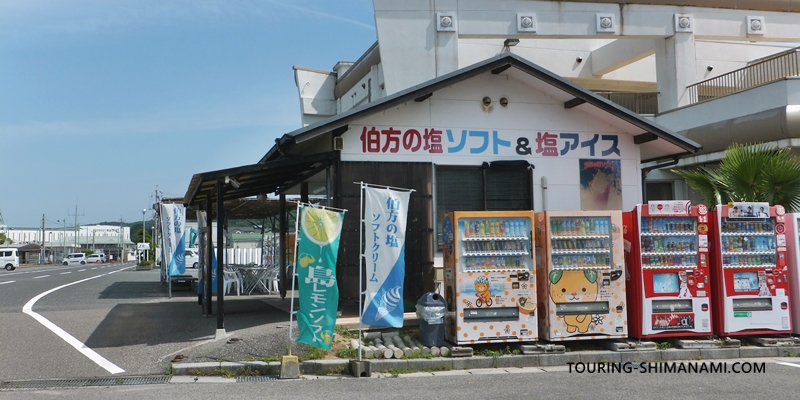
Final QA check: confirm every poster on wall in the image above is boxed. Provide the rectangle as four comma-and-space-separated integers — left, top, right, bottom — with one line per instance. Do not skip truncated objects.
579, 159, 622, 211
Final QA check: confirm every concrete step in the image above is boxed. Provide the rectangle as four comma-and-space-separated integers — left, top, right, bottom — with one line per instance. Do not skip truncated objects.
598, 340, 657, 352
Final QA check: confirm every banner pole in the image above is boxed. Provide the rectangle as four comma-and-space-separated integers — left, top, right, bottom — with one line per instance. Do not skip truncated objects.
287, 202, 301, 356
358, 182, 365, 361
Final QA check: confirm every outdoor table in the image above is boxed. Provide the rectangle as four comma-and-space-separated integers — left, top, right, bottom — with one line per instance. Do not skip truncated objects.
234, 265, 271, 295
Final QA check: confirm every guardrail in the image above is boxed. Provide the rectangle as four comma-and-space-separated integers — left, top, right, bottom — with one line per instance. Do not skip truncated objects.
688, 47, 800, 105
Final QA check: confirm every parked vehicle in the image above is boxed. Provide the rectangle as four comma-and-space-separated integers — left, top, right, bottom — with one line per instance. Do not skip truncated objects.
186, 249, 199, 269
1, 248, 19, 271
86, 254, 104, 263
62, 253, 87, 265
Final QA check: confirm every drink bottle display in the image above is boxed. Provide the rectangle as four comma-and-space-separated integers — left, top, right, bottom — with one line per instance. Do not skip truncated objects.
624, 202, 712, 339
535, 210, 627, 342
708, 203, 791, 336
442, 211, 537, 345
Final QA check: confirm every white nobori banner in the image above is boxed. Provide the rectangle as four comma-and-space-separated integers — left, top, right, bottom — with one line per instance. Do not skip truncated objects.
361, 186, 412, 328
160, 203, 187, 277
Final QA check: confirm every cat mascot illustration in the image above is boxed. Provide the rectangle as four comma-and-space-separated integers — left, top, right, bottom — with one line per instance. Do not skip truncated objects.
548, 270, 599, 333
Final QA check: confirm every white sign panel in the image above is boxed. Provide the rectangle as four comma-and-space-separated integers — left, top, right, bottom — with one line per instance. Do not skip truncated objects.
648, 200, 691, 215
342, 125, 628, 164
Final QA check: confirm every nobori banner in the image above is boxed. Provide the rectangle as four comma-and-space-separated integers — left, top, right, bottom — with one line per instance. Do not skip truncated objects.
341, 126, 631, 163
160, 203, 187, 277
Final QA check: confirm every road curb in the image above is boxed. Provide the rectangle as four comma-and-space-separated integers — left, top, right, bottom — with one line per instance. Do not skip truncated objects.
171, 346, 800, 378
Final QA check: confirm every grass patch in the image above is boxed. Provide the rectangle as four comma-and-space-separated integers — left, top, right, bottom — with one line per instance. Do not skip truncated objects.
474, 345, 521, 357
335, 347, 359, 359
299, 345, 329, 361
261, 356, 281, 363
188, 367, 262, 378
656, 342, 671, 350
406, 351, 434, 359
335, 325, 358, 339
383, 366, 451, 377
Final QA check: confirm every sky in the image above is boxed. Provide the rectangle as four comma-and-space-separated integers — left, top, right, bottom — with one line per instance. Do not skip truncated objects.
0, 0, 377, 228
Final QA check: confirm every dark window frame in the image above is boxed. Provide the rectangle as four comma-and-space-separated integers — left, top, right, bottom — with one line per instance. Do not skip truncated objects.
435, 161, 533, 249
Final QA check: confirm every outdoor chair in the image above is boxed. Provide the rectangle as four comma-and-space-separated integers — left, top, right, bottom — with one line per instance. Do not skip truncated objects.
223, 267, 242, 296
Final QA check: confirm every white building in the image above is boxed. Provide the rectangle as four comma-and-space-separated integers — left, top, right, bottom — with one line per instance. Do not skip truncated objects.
2, 224, 133, 261
186, 0, 800, 300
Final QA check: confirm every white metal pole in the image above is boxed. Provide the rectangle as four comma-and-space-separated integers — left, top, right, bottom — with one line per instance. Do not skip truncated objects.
358, 182, 364, 361
288, 202, 301, 356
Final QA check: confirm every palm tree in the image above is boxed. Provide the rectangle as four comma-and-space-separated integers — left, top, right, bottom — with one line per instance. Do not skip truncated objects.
672, 143, 800, 212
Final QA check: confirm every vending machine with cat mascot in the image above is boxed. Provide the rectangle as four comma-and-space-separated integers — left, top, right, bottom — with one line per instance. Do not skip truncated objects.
442, 211, 537, 345
534, 210, 628, 341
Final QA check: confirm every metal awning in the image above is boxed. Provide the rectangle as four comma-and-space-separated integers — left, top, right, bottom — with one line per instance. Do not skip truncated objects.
183, 151, 338, 207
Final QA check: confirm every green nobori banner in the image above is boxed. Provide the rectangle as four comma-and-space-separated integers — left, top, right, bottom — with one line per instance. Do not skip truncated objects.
296, 205, 345, 350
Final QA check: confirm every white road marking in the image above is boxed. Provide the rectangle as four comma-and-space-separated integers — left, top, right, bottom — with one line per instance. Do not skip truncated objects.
34, 275, 50, 279
22, 266, 134, 375
78, 269, 86, 272
61, 272, 72, 275
91, 267, 97, 270
0, 281, 14, 285
777, 362, 800, 369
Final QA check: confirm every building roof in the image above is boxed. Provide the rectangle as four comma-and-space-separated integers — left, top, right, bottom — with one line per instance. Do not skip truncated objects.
183, 151, 338, 208
261, 52, 702, 164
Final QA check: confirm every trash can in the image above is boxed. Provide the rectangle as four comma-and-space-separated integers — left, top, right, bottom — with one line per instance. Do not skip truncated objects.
416, 292, 447, 347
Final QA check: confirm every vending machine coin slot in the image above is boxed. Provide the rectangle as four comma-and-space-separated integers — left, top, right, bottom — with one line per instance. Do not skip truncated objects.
464, 307, 520, 322
555, 301, 610, 315
732, 298, 773, 311
652, 299, 693, 312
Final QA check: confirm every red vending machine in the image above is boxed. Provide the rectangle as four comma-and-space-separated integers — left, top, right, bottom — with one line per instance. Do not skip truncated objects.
709, 202, 791, 336
623, 201, 712, 339
781, 213, 800, 335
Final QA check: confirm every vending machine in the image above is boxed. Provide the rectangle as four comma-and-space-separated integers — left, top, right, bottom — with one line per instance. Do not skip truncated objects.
534, 210, 627, 341
623, 201, 712, 339
780, 213, 800, 335
442, 211, 537, 345
709, 202, 791, 336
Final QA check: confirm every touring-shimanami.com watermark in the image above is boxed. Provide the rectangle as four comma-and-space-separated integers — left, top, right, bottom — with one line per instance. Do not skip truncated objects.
567, 361, 766, 374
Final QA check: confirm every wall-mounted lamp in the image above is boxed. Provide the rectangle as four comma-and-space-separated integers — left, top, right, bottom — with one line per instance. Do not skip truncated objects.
225, 176, 241, 189
499, 97, 509, 107
707, 65, 714, 71
576, 57, 583, 63
503, 38, 520, 47
482, 96, 492, 107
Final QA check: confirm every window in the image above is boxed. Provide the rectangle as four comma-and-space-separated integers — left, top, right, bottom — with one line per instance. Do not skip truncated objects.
435, 161, 533, 248
645, 181, 674, 202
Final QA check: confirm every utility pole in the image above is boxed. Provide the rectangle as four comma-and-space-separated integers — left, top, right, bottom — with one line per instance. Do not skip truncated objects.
40, 214, 46, 264
69, 205, 84, 250
119, 217, 124, 263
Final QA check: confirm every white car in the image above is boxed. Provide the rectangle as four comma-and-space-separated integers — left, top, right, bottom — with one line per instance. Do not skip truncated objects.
62, 253, 87, 265
185, 249, 199, 269
86, 254, 104, 264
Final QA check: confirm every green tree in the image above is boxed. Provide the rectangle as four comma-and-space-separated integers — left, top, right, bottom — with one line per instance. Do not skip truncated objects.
672, 143, 800, 212
0, 232, 8, 245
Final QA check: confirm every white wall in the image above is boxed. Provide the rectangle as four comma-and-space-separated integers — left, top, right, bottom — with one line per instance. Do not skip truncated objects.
340, 71, 642, 211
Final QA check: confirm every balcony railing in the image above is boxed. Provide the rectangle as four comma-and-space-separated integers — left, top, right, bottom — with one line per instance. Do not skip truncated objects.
594, 92, 659, 115
688, 47, 800, 105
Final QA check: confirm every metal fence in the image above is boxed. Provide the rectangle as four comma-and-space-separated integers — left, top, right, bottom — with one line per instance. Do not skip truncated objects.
594, 91, 659, 114
688, 47, 800, 104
